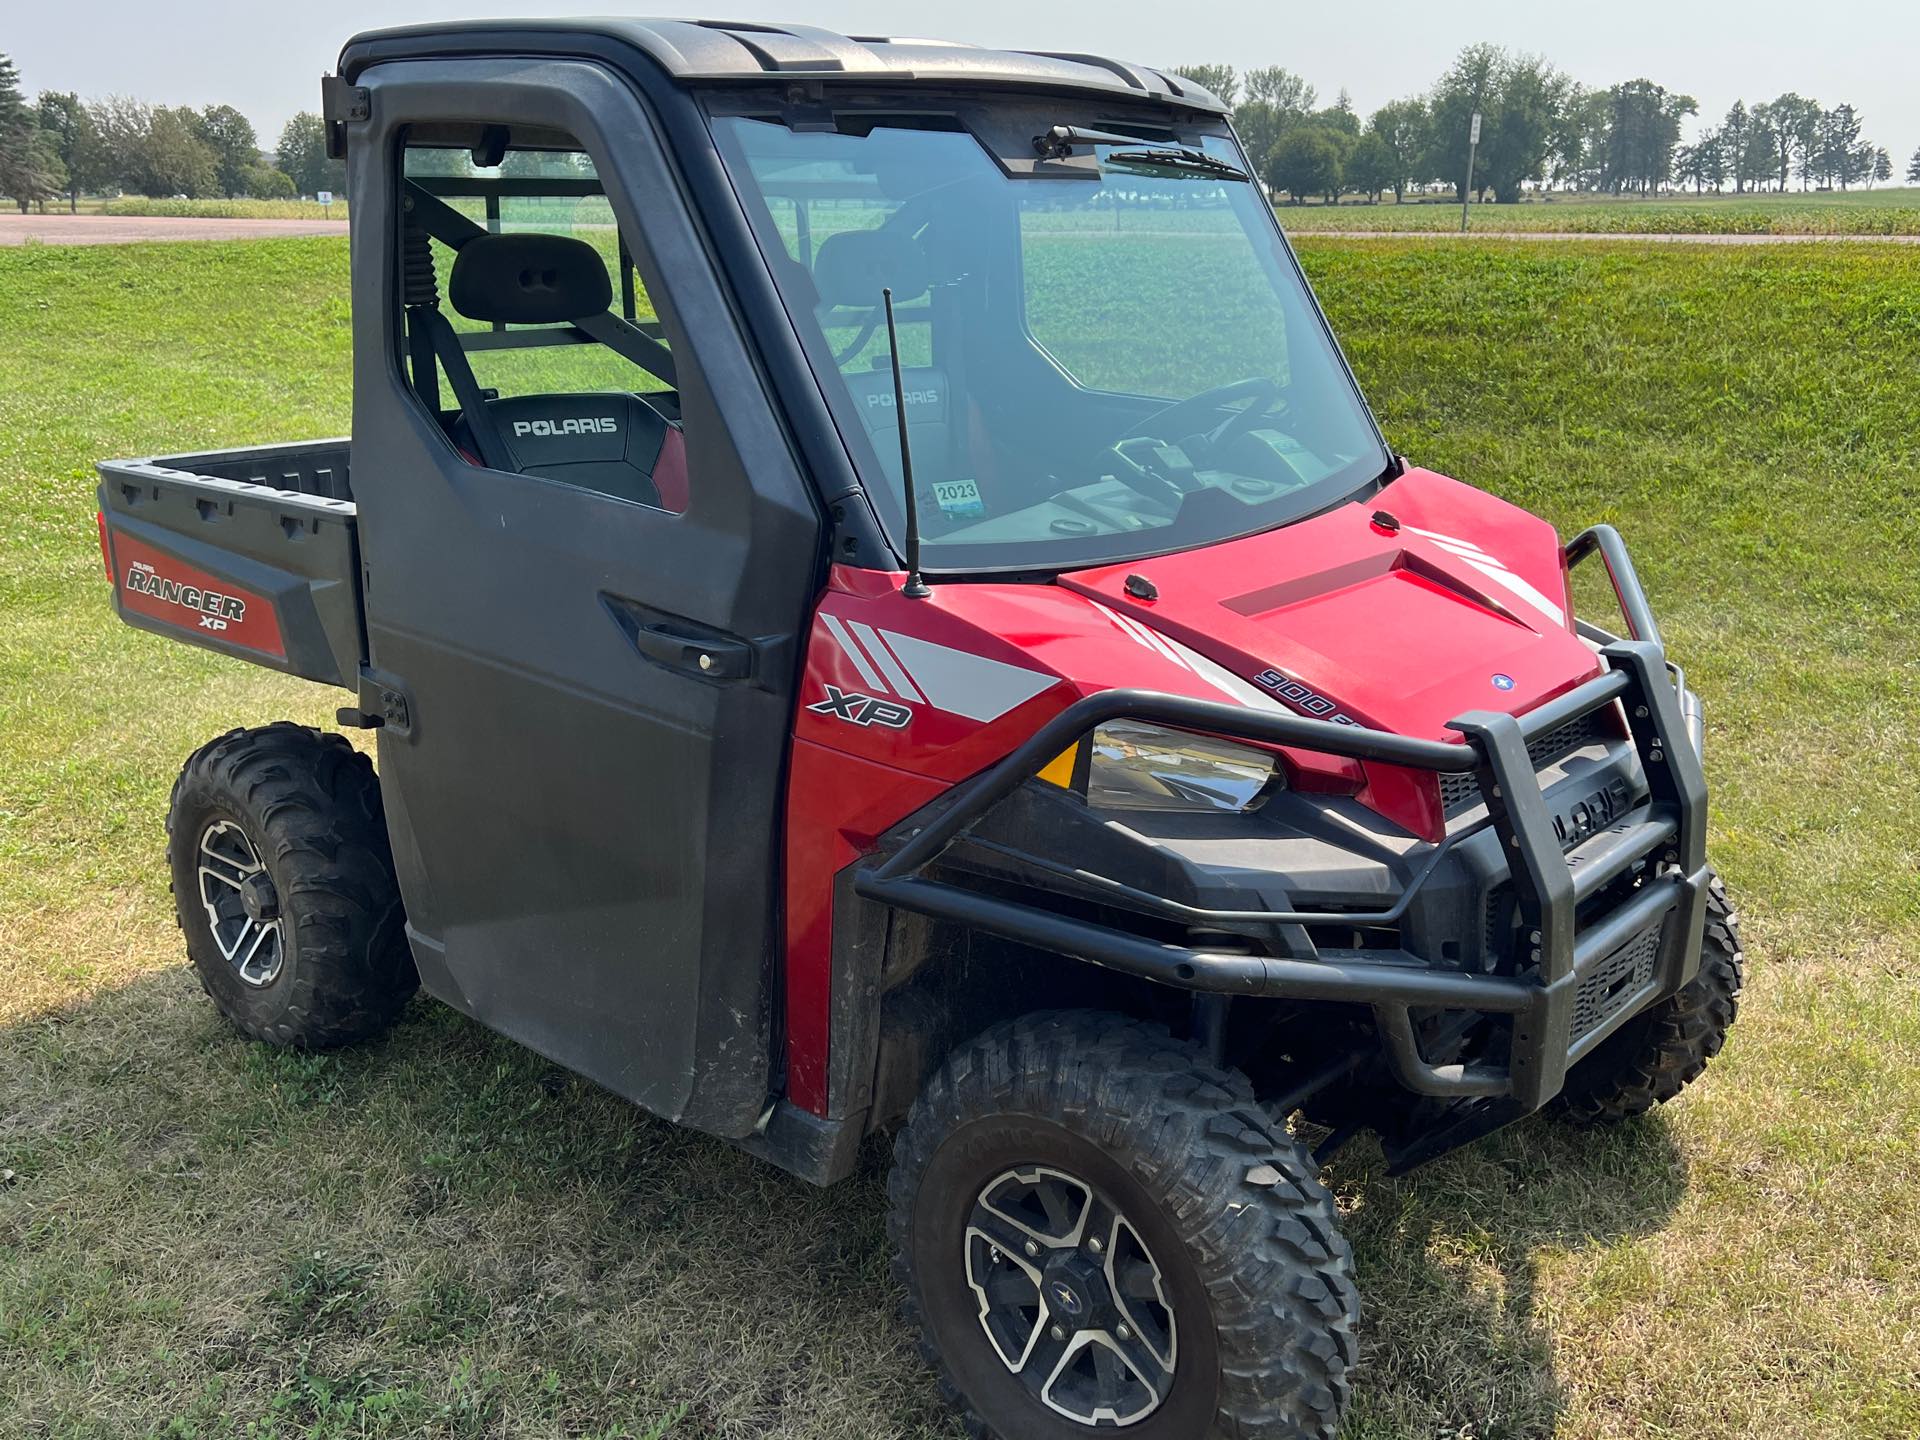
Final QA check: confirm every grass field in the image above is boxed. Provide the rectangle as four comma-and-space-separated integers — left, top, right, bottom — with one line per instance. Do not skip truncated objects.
3, 233, 1919, 1439
1278, 186, 1920, 235
97, 197, 351, 220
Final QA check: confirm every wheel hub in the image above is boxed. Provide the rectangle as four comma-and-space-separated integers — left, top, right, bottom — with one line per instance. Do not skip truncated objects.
964, 1164, 1177, 1427
196, 820, 286, 987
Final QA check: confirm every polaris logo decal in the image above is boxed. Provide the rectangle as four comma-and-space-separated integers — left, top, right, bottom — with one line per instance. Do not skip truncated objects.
807, 684, 913, 729
124, 561, 248, 630
512, 416, 618, 438
865, 389, 941, 409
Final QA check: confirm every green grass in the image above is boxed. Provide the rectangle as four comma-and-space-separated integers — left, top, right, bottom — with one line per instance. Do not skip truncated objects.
1278, 186, 1920, 235
3, 234, 1919, 1438
99, 197, 351, 220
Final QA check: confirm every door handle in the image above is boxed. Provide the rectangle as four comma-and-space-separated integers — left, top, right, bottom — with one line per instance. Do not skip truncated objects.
628, 622, 753, 679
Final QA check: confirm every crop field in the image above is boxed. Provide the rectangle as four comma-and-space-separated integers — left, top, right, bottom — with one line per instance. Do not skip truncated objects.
1278, 186, 1920, 235
2, 234, 1918, 1439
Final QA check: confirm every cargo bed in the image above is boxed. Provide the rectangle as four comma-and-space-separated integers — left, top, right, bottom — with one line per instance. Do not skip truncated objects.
98, 439, 363, 690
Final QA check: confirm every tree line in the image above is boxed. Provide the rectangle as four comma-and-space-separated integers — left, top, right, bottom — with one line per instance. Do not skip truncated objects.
0, 51, 343, 211
1172, 46, 1913, 204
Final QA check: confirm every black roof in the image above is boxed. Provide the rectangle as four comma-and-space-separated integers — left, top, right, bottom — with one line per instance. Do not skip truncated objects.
340, 17, 1228, 113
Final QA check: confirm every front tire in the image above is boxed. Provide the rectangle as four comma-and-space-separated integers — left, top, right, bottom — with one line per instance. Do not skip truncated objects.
888, 1011, 1357, 1440
167, 723, 414, 1048
1558, 873, 1744, 1124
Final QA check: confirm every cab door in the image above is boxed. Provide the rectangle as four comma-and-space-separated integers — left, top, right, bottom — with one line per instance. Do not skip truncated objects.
341, 58, 821, 1135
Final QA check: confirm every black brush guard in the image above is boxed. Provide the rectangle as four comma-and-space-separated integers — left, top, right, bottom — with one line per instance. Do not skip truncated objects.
854, 526, 1710, 1114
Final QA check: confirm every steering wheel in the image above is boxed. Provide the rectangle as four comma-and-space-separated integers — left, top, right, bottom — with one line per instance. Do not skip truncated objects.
1103, 376, 1286, 472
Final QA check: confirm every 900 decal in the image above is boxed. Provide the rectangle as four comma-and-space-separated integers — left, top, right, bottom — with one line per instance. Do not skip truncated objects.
1254, 668, 1360, 726
807, 684, 913, 729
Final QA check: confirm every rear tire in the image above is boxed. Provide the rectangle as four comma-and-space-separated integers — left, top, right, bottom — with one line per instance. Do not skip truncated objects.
167, 723, 414, 1048
888, 1011, 1357, 1440
1557, 873, 1744, 1124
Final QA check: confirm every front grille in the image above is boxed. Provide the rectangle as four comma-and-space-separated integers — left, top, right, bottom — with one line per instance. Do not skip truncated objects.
1571, 924, 1661, 1040
1442, 712, 1610, 816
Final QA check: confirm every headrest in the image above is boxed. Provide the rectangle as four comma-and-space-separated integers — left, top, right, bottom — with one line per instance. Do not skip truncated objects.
449, 232, 612, 324
811, 226, 928, 310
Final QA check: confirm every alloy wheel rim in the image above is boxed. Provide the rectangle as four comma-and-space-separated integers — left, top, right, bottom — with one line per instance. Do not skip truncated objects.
196, 820, 285, 987
963, 1164, 1177, 1427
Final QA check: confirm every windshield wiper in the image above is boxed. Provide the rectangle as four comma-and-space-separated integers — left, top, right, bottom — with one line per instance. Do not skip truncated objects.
1104, 147, 1250, 182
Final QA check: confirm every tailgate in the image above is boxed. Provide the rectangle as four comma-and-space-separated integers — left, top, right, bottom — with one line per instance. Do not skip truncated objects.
97, 440, 362, 690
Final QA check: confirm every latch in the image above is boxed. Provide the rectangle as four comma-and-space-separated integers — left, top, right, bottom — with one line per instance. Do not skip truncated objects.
321, 74, 370, 160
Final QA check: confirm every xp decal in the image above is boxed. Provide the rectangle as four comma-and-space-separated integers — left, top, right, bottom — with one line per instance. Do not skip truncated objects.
808, 685, 913, 729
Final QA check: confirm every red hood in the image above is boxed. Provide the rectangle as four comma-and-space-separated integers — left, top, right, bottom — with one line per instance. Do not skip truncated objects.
1057, 468, 1600, 743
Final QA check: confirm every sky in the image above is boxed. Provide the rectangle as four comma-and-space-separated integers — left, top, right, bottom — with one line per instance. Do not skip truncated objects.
9, 0, 1919, 163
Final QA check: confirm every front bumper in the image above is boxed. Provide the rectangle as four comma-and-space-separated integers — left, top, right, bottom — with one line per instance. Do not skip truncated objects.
854, 525, 1709, 1119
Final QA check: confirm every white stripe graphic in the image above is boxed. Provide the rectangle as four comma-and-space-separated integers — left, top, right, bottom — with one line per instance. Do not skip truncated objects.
878, 629, 1058, 723
1404, 524, 1566, 626
849, 620, 925, 702
820, 612, 887, 693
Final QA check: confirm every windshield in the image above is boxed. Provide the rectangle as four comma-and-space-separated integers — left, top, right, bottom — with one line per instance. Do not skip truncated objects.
712, 111, 1390, 572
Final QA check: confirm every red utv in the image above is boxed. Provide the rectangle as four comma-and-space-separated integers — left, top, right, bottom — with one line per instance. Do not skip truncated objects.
97, 20, 1740, 1438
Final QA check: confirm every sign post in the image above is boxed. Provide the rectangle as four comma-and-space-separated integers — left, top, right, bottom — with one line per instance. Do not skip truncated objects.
317, 189, 333, 218
1461, 112, 1481, 233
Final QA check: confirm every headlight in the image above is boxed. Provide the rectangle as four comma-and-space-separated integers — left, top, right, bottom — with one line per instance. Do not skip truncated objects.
1082, 721, 1280, 813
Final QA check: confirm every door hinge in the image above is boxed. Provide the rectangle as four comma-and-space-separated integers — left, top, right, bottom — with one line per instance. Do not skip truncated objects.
321, 74, 370, 159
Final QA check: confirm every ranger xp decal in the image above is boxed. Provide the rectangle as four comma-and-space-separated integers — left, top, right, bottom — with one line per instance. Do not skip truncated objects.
124, 561, 250, 627
110, 534, 285, 658
808, 685, 913, 729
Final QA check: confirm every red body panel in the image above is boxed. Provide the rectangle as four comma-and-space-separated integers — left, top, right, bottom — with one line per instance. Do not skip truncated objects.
781, 467, 1602, 1114
109, 531, 286, 660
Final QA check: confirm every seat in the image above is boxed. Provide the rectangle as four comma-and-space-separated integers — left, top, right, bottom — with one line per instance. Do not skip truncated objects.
450, 393, 684, 510
417, 231, 684, 508
809, 228, 971, 494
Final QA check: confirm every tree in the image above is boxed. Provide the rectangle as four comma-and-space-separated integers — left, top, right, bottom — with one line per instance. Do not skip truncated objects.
247, 165, 297, 199
0, 55, 65, 213
1267, 125, 1343, 204
1907, 146, 1920, 183
1599, 79, 1695, 193
1871, 148, 1892, 188
277, 111, 344, 196
1549, 84, 1609, 190
196, 103, 258, 197
1721, 101, 1754, 193
35, 91, 101, 211
1242, 66, 1316, 114
1479, 53, 1564, 202
84, 96, 218, 197
1367, 97, 1428, 202
1807, 104, 1868, 189
1345, 131, 1396, 203
1169, 64, 1236, 107
1751, 95, 1815, 191
1423, 43, 1500, 201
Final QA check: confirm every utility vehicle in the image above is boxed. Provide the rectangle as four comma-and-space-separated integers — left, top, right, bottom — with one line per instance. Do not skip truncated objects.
97, 20, 1741, 1438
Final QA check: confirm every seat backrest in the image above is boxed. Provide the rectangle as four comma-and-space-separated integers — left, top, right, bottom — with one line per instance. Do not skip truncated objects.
452, 393, 685, 510
841, 365, 961, 490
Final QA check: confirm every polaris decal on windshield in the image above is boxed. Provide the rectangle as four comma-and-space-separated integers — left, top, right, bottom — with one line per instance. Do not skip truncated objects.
807, 685, 913, 729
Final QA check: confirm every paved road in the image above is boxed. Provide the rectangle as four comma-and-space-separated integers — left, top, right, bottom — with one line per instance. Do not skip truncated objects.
0, 214, 348, 246
1298, 229, 1920, 244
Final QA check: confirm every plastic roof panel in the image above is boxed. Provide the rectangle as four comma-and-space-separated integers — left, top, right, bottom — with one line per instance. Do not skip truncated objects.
340, 16, 1229, 113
